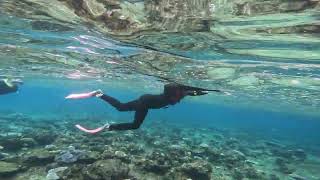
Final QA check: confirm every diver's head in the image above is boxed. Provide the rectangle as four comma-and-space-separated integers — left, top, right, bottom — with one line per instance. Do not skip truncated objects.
164, 85, 184, 104
169, 90, 184, 104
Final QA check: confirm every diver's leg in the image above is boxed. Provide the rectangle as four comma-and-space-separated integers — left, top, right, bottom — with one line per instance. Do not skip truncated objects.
99, 94, 139, 111
108, 109, 148, 131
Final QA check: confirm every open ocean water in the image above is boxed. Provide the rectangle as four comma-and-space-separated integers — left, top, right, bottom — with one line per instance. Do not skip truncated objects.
0, 0, 320, 179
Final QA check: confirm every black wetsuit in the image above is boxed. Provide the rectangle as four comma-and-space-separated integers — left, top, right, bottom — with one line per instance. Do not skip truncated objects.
0, 80, 18, 95
100, 83, 215, 131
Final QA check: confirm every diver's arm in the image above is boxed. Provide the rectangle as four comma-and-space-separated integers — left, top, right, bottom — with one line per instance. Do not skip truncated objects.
179, 84, 221, 93
184, 89, 231, 96
184, 90, 208, 96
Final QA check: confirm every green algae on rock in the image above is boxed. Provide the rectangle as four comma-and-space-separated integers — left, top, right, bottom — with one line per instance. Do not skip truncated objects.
84, 159, 131, 180
0, 0, 81, 24
229, 75, 262, 87
0, 136, 37, 151
234, 0, 319, 16
46, 167, 68, 180
179, 160, 212, 180
207, 67, 236, 80
0, 161, 21, 177
22, 149, 56, 166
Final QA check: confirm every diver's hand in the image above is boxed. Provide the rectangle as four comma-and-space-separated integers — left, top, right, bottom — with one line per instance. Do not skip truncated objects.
103, 123, 111, 131
195, 91, 209, 96
187, 90, 208, 96
91, 89, 103, 97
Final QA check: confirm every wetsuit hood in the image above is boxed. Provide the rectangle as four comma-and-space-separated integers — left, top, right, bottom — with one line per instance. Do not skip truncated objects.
163, 83, 183, 104
163, 83, 181, 98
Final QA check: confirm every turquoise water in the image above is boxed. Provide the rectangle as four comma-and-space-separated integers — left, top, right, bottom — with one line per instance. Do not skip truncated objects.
0, 0, 320, 179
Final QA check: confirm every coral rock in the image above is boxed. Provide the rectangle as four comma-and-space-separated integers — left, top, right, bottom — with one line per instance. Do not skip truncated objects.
34, 131, 57, 145
22, 149, 55, 166
0, 161, 21, 177
84, 159, 130, 180
46, 166, 68, 180
180, 160, 212, 180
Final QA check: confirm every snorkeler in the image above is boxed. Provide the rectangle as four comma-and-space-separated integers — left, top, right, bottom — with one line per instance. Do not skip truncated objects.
0, 78, 23, 95
67, 83, 224, 133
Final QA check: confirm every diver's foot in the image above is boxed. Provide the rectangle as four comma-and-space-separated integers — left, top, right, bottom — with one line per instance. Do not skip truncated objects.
103, 123, 111, 131
91, 89, 103, 97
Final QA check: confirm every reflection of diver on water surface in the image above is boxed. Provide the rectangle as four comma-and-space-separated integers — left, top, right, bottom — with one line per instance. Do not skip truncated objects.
0, 79, 23, 95
67, 83, 227, 133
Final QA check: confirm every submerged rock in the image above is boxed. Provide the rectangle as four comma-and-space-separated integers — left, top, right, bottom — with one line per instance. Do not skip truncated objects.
221, 150, 247, 168
100, 0, 121, 8
271, 148, 307, 162
234, 1, 278, 16
289, 173, 308, 180
265, 141, 284, 148
199, 143, 209, 149
99, 11, 132, 31
46, 167, 68, 180
279, 1, 318, 12
20, 137, 37, 148
55, 146, 98, 164
206, 148, 222, 163
144, 0, 212, 32
136, 151, 173, 175
31, 20, 73, 31
140, 159, 171, 175
82, 0, 106, 18
55, 151, 78, 164
234, 0, 318, 16
45, 144, 58, 150
102, 148, 130, 163
84, 159, 130, 180
77, 150, 100, 164
22, 149, 55, 166
229, 75, 262, 87
0, 137, 23, 151
256, 24, 320, 35
180, 160, 212, 180
55, 146, 84, 164
207, 67, 236, 80
0, 161, 21, 177
0, 152, 10, 160
275, 158, 295, 174
54, 164, 85, 180
0, 136, 36, 151
270, 174, 281, 180
243, 166, 265, 179
33, 131, 57, 145
292, 149, 307, 161
113, 150, 129, 162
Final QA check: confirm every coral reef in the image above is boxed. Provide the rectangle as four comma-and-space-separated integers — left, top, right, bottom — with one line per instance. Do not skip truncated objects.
0, 113, 319, 179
